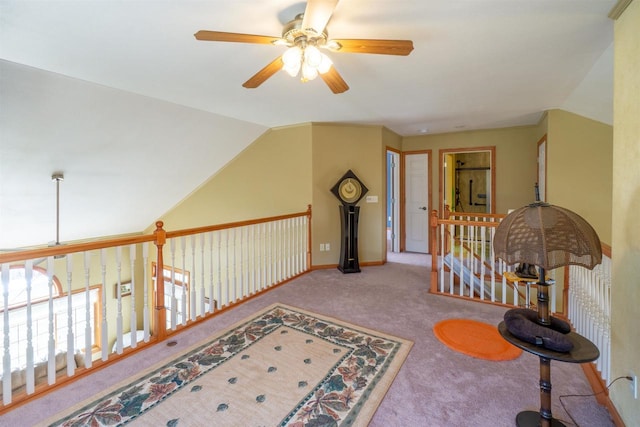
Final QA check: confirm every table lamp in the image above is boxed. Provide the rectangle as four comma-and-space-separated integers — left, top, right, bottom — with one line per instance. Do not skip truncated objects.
494, 201, 602, 427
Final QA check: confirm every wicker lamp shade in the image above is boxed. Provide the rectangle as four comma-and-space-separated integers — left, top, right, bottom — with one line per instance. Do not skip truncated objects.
494, 202, 602, 271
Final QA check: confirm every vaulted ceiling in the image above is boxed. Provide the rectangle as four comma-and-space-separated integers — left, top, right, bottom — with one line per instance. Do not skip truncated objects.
0, 0, 614, 249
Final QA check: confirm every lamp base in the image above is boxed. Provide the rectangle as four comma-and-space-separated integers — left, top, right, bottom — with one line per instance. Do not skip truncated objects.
516, 411, 566, 427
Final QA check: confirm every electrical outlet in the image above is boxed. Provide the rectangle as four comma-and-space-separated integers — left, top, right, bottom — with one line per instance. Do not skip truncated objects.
319, 243, 325, 251
325, 243, 330, 251
631, 372, 638, 399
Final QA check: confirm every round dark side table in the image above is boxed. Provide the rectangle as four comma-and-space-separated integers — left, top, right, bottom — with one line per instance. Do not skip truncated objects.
498, 321, 600, 427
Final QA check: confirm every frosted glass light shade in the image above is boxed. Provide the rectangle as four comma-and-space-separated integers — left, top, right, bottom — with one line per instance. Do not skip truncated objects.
282, 46, 302, 76
304, 45, 322, 68
301, 62, 319, 81
318, 53, 333, 74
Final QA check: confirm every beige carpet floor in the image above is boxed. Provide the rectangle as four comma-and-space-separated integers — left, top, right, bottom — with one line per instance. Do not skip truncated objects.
2, 253, 615, 426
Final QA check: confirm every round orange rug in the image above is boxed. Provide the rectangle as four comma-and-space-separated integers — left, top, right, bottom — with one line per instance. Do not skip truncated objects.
433, 319, 522, 361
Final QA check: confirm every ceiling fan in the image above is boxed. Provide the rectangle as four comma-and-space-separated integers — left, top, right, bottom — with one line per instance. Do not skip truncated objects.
194, 0, 414, 94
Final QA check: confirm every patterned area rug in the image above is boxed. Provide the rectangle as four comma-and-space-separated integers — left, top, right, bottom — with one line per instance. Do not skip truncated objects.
433, 318, 522, 361
42, 303, 413, 426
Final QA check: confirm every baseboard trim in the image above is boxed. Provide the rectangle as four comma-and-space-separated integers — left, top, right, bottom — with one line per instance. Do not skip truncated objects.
581, 362, 626, 426
311, 261, 384, 270
311, 264, 338, 270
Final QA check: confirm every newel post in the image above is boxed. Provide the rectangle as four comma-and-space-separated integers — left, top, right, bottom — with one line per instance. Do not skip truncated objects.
153, 221, 167, 341
430, 210, 439, 293
306, 204, 312, 269
443, 205, 451, 219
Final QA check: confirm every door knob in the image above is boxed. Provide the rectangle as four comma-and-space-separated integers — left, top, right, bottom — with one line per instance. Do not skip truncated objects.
419, 206, 427, 210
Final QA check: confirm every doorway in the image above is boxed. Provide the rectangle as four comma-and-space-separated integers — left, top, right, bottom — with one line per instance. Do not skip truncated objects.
403, 151, 431, 253
386, 149, 400, 253
440, 147, 495, 214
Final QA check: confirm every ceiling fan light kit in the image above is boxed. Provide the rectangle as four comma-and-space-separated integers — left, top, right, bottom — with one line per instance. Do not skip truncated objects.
194, 0, 413, 93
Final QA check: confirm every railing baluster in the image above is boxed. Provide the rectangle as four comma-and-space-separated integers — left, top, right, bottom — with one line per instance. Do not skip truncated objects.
84, 251, 93, 367
458, 224, 464, 297
190, 235, 197, 322
448, 224, 454, 295
24, 260, 34, 394
143, 243, 150, 342
286, 220, 292, 279
65, 255, 75, 376
439, 223, 444, 293
231, 228, 237, 303
100, 249, 108, 361
2, 263, 11, 404
129, 245, 137, 349
479, 225, 486, 300
216, 231, 222, 309
246, 226, 251, 295
199, 234, 206, 318
47, 256, 56, 384
278, 220, 283, 283
180, 237, 187, 326
208, 232, 215, 314
170, 238, 177, 330
267, 222, 273, 286
242, 227, 248, 297
272, 221, 276, 285
262, 222, 267, 290
252, 225, 257, 294
115, 246, 123, 354
224, 229, 230, 306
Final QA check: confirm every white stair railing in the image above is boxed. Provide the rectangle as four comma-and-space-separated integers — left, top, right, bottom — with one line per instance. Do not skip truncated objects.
431, 210, 559, 312
0, 207, 311, 407
568, 250, 612, 384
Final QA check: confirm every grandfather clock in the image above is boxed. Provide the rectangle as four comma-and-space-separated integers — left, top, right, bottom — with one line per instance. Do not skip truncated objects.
330, 170, 368, 273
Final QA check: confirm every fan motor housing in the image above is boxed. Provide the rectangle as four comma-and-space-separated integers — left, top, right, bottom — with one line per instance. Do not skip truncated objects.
282, 13, 327, 46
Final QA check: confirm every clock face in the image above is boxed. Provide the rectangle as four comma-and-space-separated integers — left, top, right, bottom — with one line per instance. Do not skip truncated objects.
339, 178, 362, 203
330, 170, 368, 205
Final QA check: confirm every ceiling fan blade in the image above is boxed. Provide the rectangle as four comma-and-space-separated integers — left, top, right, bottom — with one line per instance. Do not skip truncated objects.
242, 57, 284, 89
301, 0, 339, 34
320, 67, 349, 94
194, 30, 280, 45
330, 39, 414, 56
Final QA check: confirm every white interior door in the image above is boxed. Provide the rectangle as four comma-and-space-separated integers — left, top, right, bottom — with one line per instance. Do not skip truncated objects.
405, 153, 429, 253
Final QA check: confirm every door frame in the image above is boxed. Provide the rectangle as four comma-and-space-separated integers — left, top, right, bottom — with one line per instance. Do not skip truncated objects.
386, 148, 401, 253
400, 150, 432, 253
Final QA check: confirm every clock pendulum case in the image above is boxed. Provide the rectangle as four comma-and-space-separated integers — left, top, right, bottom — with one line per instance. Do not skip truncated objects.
330, 170, 369, 273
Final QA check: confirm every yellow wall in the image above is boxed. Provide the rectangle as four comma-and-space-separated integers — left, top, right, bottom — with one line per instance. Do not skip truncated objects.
160, 122, 388, 267
310, 124, 387, 265
611, 1, 640, 424
403, 126, 539, 215
158, 125, 313, 230
546, 109, 613, 244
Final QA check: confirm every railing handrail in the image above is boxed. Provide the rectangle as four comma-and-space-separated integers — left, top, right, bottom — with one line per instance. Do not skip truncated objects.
166, 208, 311, 239
0, 206, 313, 264
0, 235, 155, 264
438, 217, 504, 228
442, 205, 506, 221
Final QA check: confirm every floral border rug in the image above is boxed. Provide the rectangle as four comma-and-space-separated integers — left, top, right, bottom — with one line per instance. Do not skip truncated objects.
44, 303, 413, 427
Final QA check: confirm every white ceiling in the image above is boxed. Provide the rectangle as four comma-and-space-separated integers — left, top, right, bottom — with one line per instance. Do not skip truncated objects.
0, 0, 615, 250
